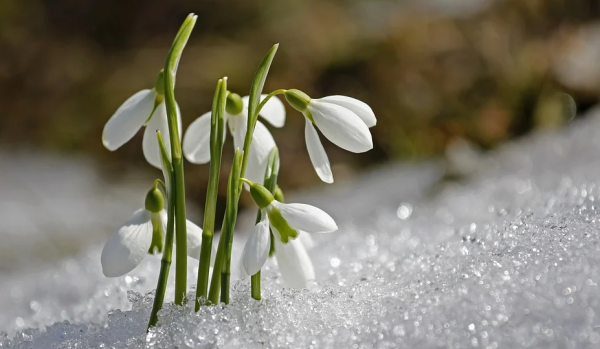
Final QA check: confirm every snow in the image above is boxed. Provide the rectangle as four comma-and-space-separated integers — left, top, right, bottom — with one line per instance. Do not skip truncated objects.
4, 107, 600, 348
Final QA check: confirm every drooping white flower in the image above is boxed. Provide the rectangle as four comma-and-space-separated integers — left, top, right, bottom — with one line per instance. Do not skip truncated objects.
241, 180, 337, 288
102, 71, 182, 169
100, 189, 203, 277
285, 90, 376, 183
182, 93, 285, 184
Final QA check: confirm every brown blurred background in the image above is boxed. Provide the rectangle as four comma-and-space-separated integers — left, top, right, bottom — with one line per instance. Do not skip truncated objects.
1, 0, 599, 213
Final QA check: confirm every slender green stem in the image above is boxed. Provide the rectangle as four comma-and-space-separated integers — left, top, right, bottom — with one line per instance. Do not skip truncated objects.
148, 132, 175, 330
163, 13, 197, 305
195, 78, 227, 310
250, 147, 280, 300
256, 89, 286, 117
208, 44, 279, 304
251, 272, 261, 300
220, 150, 243, 304
207, 218, 227, 304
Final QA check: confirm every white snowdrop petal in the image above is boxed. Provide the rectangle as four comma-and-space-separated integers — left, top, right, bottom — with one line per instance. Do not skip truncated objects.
101, 209, 153, 277
273, 201, 338, 234
305, 118, 333, 183
308, 102, 373, 153
185, 219, 203, 259
242, 212, 271, 276
245, 121, 277, 185
275, 238, 315, 289
142, 102, 181, 169
102, 89, 155, 151
182, 111, 212, 164
298, 231, 316, 250
243, 94, 286, 128
319, 95, 376, 127
228, 112, 247, 151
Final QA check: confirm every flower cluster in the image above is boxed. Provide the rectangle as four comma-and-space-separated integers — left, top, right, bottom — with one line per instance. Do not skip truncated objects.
99, 13, 376, 329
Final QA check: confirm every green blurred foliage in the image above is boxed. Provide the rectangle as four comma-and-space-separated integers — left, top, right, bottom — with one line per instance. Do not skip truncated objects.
0, 0, 599, 207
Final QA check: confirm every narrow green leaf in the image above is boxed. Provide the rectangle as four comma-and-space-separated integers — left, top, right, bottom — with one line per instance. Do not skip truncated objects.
247, 44, 279, 123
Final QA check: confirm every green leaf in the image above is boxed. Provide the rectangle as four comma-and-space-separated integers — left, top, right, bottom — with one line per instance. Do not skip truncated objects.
247, 44, 279, 122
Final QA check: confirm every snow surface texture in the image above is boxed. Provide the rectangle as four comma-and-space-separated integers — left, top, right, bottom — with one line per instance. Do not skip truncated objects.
4, 107, 600, 348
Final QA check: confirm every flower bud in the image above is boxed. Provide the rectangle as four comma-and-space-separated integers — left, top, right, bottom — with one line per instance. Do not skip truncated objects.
284, 89, 311, 113
244, 179, 274, 209
274, 185, 285, 202
145, 187, 165, 213
226, 92, 244, 115
154, 69, 165, 96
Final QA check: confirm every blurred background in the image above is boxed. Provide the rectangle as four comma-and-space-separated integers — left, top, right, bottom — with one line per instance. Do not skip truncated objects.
1, 0, 600, 269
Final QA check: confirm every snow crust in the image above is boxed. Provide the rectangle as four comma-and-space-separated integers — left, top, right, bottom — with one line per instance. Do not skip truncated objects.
4, 107, 600, 348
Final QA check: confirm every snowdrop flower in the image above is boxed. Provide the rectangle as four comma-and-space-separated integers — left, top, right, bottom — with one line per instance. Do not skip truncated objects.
102, 70, 181, 169
240, 179, 337, 288
100, 185, 202, 277
284, 89, 376, 183
183, 92, 285, 184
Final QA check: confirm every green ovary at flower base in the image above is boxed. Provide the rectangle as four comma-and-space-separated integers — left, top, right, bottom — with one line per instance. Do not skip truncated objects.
240, 179, 338, 288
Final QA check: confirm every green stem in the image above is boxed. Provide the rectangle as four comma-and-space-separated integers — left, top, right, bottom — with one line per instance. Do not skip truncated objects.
195, 78, 227, 311
163, 13, 197, 305
147, 182, 175, 329
250, 147, 280, 300
208, 44, 279, 304
251, 272, 261, 300
148, 133, 175, 329
220, 150, 243, 304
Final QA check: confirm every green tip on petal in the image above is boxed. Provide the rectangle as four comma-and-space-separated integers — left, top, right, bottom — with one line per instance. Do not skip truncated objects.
226, 92, 244, 115
145, 187, 165, 213
243, 178, 274, 209
284, 89, 311, 113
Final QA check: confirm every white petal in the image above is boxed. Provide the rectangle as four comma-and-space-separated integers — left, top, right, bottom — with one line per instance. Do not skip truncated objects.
228, 112, 247, 151
185, 219, 203, 259
308, 101, 373, 153
272, 201, 338, 234
304, 118, 333, 183
101, 209, 153, 277
274, 238, 315, 289
102, 89, 155, 151
142, 102, 182, 169
183, 111, 212, 164
243, 94, 286, 128
245, 121, 277, 185
242, 211, 271, 276
298, 231, 316, 250
319, 95, 376, 127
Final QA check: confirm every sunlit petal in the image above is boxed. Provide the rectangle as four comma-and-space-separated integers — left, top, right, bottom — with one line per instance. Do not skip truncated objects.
308, 101, 373, 153
245, 121, 277, 185
298, 231, 316, 250
243, 94, 286, 128
272, 201, 337, 234
275, 238, 315, 289
319, 95, 376, 127
304, 118, 333, 183
143, 102, 182, 169
185, 219, 203, 259
183, 111, 212, 164
242, 211, 271, 276
102, 89, 155, 151
101, 209, 153, 277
